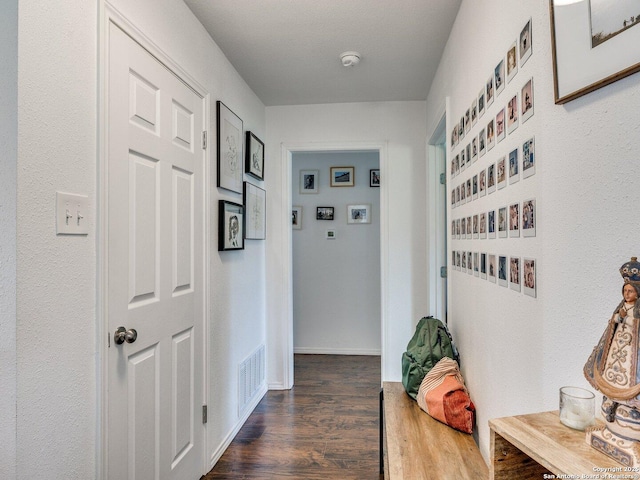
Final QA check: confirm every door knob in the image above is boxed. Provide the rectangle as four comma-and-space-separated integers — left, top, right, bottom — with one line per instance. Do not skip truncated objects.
114, 326, 138, 345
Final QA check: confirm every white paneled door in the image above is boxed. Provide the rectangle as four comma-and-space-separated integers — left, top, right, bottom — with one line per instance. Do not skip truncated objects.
107, 22, 205, 480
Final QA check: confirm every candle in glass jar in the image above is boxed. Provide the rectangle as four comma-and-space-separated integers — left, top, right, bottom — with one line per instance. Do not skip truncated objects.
559, 386, 595, 431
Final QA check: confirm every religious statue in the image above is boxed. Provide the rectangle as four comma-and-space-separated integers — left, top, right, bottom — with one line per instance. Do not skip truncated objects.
584, 257, 640, 466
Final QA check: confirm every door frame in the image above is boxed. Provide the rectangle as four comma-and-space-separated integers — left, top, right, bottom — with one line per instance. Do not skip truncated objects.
97, 4, 211, 478
277, 141, 388, 389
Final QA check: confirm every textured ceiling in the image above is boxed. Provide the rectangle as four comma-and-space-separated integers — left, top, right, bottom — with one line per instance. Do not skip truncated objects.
183, 0, 462, 106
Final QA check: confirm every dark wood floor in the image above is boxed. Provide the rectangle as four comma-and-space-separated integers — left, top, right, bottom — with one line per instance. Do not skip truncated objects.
203, 354, 382, 479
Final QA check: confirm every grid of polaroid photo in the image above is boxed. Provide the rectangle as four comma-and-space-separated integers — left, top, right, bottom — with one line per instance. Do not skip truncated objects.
449, 17, 536, 299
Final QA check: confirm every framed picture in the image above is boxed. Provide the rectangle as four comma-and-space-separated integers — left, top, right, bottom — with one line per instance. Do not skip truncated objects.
522, 198, 536, 238
510, 256, 521, 292
245, 131, 264, 181
326, 230, 336, 239
330, 166, 355, 187
520, 18, 533, 67
506, 41, 518, 83
217, 101, 243, 194
218, 200, 244, 251
498, 255, 508, 287
521, 78, 534, 123
550, 0, 640, 104
300, 169, 319, 194
243, 182, 266, 240
316, 206, 334, 220
523, 137, 536, 179
524, 258, 537, 297
370, 169, 380, 187
347, 204, 371, 224
292, 206, 302, 230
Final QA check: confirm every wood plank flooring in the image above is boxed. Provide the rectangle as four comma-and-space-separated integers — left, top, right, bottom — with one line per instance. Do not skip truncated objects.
203, 354, 382, 479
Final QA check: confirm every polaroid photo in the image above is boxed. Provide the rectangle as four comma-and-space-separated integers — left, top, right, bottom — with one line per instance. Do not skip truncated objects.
498, 206, 508, 238
471, 99, 478, 126
460, 182, 466, 204
478, 88, 486, 118
479, 169, 487, 198
466, 179, 472, 202
472, 136, 479, 163
454, 153, 460, 176
451, 220, 456, 239
509, 202, 520, 238
495, 59, 505, 96
487, 164, 496, 194
508, 148, 520, 185
460, 146, 467, 172
520, 18, 533, 67
466, 143, 472, 166
456, 251, 461, 270
461, 217, 466, 239
497, 156, 507, 190
466, 216, 472, 237
456, 218, 461, 239
459, 116, 465, 141
488, 254, 497, 283
452, 126, 458, 149
450, 157, 456, 178
523, 137, 535, 179
473, 214, 479, 239
496, 108, 506, 143
452, 250, 456, 270
465, 109, 471, 134
461, 251, 467, 272
498, 255, 508, 287
479, 128, 486, 157
472, 174, 478, 200
510, 256, 521, 292
479, 212, 487, 239
522, 198, 536, 238
468, 251, 473, 276
481, 253, 487, 280
521, 78, 534, 124
507, 93, 519, 134
473, 252, 480, 277
486, 119, 495, 151
486, 75, 495, 107
488, 209, 496, 239
451, 188, 456, 209
523, 257, 537, 298
506, 41, 518, 83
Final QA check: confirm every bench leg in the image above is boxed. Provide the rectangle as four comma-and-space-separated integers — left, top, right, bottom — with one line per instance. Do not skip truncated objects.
380, 388, 384, 475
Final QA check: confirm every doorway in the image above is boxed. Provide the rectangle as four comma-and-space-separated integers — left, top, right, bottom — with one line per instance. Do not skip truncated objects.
291, 151, 381, 355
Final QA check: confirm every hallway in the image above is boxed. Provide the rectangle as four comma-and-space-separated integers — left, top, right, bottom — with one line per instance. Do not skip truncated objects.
204, 354, 382, 479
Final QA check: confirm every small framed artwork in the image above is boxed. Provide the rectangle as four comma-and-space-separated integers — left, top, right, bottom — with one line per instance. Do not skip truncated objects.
330, 166, 355, 187
486, 75, 495, 107
471, 99, 478, 126
549, 0, 640, 104
506, 41, 518, 83
472, 136, 479, 162
370, 169, 380, 187
487, 164, 496, 194
523, 137, 536, 179
488, 254, 497, 283
498, 206, 508, 238
479, 212, 487, 239
479, 129, 486, 157
495, 58, 505, 96
466, 179, 472, 203
478, 88, 485, 118
508, 148, 519, 185
466, 143, 472, 165
486, 119, 495, 151
523, 258, 537, 297
300, 169, 319, 194
496, 108, 506, 143
243, 182, 266, 240
217, 101, 243, 194
472, 174, 478, 200
218, 200, 244, 251
488, 210, 496, 239
510, 257, 521, 292
326, 230, 336, 239
292, 206, 302, 230
316, 207, 334, 220
497, 156, 507, 189
465, 108, 471, 133
498, 255, 508, 287
245, 131, 264, 181
507, 93, 519, 134
473, 214, 479, 238
466, 216, 472, 237
520, 18, 533, 67
509, 202, 520, 238
521, 78, 534, 123
479, 169, 486, 197
522, 198, 536, 237
461, 217, 467, 240
347, 204, 371, 224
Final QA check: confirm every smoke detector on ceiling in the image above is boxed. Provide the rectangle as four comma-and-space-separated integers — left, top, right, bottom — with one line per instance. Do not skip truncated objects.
340, 51, 361, 67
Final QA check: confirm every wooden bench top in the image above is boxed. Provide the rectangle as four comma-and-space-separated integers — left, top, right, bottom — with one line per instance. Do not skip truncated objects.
383, 381, 488, 479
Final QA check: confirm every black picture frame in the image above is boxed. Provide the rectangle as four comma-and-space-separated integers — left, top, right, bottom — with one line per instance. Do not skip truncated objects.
243, 182, 266, 240
218, 200, 244, 251
217, 101, 243, 194
316, 207, 334, 221
370, 169, 380, 187
245, 131, 264, 181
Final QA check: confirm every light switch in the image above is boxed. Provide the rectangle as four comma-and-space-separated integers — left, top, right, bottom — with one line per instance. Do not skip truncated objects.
56, 192, 89, 235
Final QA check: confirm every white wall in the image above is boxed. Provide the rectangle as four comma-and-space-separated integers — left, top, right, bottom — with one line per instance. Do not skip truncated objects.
426, 0, 640, 461
14, 0, 267, 477
266, 101, 428, 384
0, 0, 17, 478
292, 151, 380, 355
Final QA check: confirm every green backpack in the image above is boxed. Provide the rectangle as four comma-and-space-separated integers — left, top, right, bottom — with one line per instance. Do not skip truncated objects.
401, 316, 460, 400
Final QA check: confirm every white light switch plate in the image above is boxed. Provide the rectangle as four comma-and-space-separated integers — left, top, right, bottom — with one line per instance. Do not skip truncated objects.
56, 192, 89, 235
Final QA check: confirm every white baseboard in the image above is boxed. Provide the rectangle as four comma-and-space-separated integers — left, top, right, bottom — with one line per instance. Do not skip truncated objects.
293, 347, 381, 356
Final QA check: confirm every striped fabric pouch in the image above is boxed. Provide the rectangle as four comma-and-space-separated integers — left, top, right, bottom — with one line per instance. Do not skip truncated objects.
416, 357, 475, 434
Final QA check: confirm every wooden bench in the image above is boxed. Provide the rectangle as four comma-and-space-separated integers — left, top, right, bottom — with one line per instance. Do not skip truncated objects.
381, 381, 488, 479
